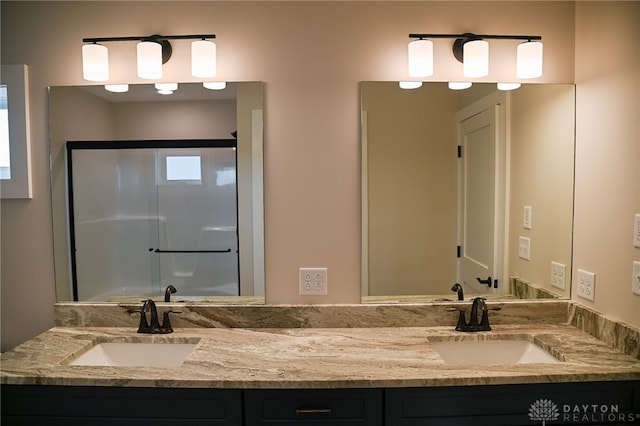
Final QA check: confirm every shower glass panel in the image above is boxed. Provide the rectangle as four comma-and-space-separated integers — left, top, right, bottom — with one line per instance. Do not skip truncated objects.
68, 140, 238, 301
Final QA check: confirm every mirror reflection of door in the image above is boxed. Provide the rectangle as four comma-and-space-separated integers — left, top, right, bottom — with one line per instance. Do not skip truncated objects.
68, 140, 239, 301
456, 94, 506, 295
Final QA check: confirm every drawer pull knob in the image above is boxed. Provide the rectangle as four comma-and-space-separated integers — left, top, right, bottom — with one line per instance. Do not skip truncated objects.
296, 408, 332, 415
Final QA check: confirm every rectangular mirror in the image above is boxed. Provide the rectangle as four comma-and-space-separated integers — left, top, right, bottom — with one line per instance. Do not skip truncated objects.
361, 82, 575, 302
49, 82, 264, 303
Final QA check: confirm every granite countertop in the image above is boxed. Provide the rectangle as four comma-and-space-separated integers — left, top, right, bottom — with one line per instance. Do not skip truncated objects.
2, 324, 639, 389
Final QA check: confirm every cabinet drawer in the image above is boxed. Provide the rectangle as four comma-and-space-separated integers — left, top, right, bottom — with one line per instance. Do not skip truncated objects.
244, 388, 383, 425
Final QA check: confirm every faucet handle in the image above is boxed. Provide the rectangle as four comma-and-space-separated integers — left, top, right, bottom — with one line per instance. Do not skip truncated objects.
161, 311, 176, 333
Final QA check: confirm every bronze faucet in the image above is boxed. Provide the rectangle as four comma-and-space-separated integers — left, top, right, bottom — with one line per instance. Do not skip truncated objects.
447, 297, 501, 332
137, 299, 175, 334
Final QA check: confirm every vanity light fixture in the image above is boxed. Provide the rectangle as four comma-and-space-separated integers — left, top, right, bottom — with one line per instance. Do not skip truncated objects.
497, 82, 521, 91
82, 43, 109, 81
448, 81, 472, 90
408, 39, 434, 77
399, 81, 423, 89
203, 81, 227, 90
407, 33, 542, 80
104, 84, 129, 93
154, 82, 178, 95
81, 34, 217, 82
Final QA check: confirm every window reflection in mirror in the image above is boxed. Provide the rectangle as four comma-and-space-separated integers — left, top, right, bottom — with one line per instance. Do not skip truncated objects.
0, 85, 11, 179
49, 82, 264, 304
361, 82, 575, 303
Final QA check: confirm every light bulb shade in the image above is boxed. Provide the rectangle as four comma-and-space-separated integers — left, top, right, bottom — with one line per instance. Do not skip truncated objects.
408, 39, 433, 77
463, 39, 489, 78
399, 81, 422, 90
155, 83, 178, 91
497, 82, 521, 91
192, 40, 217, 78
104, 84, 129, 93
137, 41, 163, 79
82, 43, 109, 81
517, 41, 543, 78
448, 81, 472, 90
203, 81, 227, 90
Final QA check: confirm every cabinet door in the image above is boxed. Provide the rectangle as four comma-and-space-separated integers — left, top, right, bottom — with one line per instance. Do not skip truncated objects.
386, 381, 640, 426
1, 385, 242, 425
244, 388, 383, 425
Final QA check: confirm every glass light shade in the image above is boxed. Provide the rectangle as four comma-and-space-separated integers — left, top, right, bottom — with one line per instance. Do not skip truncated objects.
517, 41, 543, 78
82, 44, 109, 82
104, 84, 129, 93
192, 40, 217, 78
155, 83, 178, 91
137, 41, 163, 79
155, 82, 178, 95
448, 81, 472, 90
399, 81, 422, 90
203, 81, 227, 90
497, 82, 521, 91
408, 39, 433, 78
463, 40, 489, 78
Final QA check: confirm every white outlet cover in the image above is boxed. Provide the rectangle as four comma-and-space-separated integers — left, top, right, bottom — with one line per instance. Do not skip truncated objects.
299, 267, 328, 295
550, 261, 566, 290
577, 268, 596, 302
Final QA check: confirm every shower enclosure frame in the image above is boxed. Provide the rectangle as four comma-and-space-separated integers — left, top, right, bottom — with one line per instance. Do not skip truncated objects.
66, 139, 239, 301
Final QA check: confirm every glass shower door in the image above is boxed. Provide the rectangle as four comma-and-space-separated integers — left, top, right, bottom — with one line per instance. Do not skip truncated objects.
154, 147, 239, 297
68, 140, 239, 301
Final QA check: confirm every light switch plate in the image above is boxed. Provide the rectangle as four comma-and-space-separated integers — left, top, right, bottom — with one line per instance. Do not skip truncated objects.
523, 206, 532, 230
518, 236, 531, 260
633, 261, 640, 296
634, 214, 640, 248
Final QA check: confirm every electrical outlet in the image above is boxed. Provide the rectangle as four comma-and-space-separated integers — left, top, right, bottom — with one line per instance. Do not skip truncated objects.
518, 236, 531, 260
550, 261, 566, 290
633, 261, 640, 296
299, 268, 327, 295
523, 206, 532, 230
577, 269, 596, 302
634, 214, 640, 248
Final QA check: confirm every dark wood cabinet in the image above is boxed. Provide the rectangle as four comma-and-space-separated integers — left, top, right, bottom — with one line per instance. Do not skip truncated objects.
244, 388, 383, 425
3, 381, 639, 425
385, 381, 640, 426
1, 385, 243, 425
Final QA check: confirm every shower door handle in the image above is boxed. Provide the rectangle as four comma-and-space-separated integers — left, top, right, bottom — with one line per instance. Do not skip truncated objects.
150, 248, 232, 253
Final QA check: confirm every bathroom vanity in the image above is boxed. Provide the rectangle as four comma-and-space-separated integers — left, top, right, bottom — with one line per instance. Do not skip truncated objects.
2, 302, 640, 425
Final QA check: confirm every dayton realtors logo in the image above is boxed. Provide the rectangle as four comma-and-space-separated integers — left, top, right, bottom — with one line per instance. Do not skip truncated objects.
528, 399, 640, 424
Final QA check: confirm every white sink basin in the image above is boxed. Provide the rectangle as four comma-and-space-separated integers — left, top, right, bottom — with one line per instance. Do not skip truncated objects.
70, 342, 197, 367
431, 340, 561, 365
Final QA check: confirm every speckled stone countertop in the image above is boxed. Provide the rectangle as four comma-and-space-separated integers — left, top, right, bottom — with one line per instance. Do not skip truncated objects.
2, 324, 639, 389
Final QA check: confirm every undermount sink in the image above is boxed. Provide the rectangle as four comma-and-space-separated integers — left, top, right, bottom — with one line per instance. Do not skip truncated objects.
70, 342, 198, 367
430, 339, 561, 365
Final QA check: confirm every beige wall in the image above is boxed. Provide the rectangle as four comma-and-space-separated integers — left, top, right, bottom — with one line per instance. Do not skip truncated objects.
362, 82, 458, 296
508, 85, 575, 298
1, 0, 612, 351
573, 2, 640, 326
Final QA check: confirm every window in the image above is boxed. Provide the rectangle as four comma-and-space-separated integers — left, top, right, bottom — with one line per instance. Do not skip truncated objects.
166, 155, 202, 181
0, 85, 10, 179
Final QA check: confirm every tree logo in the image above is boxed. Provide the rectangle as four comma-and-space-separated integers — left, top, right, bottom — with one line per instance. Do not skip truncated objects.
529, 399, 560, 425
